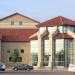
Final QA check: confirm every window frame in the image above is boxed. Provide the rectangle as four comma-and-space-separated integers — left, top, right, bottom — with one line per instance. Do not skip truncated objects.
19, 21, 22, 25
21, 49, 24, 53
11, 21, 14, 25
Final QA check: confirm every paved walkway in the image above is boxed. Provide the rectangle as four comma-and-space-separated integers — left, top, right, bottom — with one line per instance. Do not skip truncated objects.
4, 67, 68, 72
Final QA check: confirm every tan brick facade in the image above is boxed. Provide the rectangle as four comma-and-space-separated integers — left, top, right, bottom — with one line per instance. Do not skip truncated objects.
1, 42, 31, 66
0, 13, 39, 67
0, 13, 38, 28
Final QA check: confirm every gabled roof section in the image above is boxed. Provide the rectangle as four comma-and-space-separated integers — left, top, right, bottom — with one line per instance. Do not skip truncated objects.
0, 12, 39, 23
37, 16, 75, 27
0, 28, 38, 42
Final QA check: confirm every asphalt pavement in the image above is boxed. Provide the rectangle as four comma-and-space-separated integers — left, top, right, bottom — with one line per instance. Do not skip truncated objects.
0, 71, 74, 75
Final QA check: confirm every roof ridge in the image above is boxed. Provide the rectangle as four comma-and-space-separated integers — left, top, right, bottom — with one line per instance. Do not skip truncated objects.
0, 12, 40, 23
59, 16, 64, 25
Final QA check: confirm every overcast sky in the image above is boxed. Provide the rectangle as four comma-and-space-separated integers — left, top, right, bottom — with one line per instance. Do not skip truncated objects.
0, 0, 75, 22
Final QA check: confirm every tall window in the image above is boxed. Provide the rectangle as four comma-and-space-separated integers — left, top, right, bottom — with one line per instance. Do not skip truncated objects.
64, 39, 74, 66
55, 39, 65, 66
44, 40, 50, 54
31, 41, 38, 66
55, 39, 74, 67
31, 41, 38, 53
44, 40, 50, 66
43, 55, 49, 66
31, 53, 38, 66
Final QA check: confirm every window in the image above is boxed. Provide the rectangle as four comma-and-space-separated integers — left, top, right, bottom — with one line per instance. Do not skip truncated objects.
9, 57, 22, 62
55, 39, 65, 66
74, 28, 75, 33
31, 53, 38, 66
68, 26, 73, 32
48, 26, 57, 34
7, 50, 10, 53
58, 26, 63, 32
21, 49, 24, 53
17, 57, 22, 62
44, 40, 50, 54
64, 39, 74, 67
31, 41, 38, 66
58, 26, 69, 33
31, 41, 38, 53
9, 57, 12, 62
19, 21, 22, 25
43, 55, 49, 66
11, 21, 14, 25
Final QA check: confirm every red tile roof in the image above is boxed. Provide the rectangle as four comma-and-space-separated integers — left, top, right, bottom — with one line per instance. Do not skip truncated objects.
53, 33, 73, 39
0, 29, 38, 42
37, 16, 75, 27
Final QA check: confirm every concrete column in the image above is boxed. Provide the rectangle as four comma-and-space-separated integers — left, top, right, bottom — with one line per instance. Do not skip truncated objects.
0, 40, 1, 62
48, 35, 52, 68
73, 39, 75, 64
37, 35, 44, 68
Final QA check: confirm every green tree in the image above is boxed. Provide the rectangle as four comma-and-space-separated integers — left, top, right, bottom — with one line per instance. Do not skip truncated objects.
10, 49, 20, 63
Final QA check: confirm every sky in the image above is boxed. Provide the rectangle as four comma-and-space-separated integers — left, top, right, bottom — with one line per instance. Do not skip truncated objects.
0, 0, 75, 22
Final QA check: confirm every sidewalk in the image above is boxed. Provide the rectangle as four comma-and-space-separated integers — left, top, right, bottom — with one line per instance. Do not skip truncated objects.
2, 67, 68, 72
33, 67, 68, 72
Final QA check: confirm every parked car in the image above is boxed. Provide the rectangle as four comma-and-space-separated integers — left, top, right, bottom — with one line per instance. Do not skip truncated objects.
0, 63, 6, 71
68, 64, 75, 72
13, 64, 33, 71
